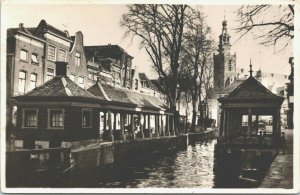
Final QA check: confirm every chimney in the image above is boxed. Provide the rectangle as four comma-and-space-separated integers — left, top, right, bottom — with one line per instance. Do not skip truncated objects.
55, 61, 68, 76
19, 23, 24, 29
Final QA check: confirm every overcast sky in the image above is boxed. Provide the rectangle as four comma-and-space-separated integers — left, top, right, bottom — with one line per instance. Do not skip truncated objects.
2, 3, 292, 78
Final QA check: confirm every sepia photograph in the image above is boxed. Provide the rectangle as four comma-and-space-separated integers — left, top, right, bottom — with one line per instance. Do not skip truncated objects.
0, 0, 298, 193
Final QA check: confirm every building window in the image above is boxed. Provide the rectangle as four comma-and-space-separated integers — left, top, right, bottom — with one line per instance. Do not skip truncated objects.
228, 60, 232, 71
23, 109, 38, 128
135, 79, 138, 90
20, 50, 28, 62
78, 76, 84, 88
48, 109, 64, 128
46, 68, 55, 81
30, 73, 37, 90
18, 71, 26, 94
70, 74, 76, 82
82, 109, 92, 128
75, 52, 81, 66
31, 53, 39, 65
57, 49, 67, 62
48, 45, 56, 61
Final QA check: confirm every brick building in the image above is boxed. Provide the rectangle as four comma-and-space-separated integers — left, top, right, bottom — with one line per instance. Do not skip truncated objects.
6, 20, 90, 138
6, 20, 176, 149
84, 44, 133, 89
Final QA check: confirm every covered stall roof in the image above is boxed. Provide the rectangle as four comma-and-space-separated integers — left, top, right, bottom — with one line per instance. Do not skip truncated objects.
14, 76, 104, 104
218, 76, 284, 105
88, 82, 170, 114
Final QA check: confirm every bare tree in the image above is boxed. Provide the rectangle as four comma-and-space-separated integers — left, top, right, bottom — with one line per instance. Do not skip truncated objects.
236, 4, 294, 52
180, 10, 215, 132
121, 4, 195, 114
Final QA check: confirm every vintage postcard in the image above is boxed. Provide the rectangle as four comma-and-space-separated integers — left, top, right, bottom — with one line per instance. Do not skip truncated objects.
1, 0, 299, 193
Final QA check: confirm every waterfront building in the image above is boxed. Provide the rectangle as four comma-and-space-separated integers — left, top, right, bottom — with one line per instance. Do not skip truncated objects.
218, 64, 284, 141
13, 62, 101, 149
13, 61, 174, 149
207, 19, 290, 130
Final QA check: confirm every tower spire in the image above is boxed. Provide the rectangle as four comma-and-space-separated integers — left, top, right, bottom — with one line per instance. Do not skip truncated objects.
249, 59, 253, 77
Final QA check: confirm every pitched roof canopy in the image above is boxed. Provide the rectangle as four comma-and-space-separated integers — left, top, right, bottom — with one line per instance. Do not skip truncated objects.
88, 82, 167, 111
218, 76, 284, 104
15, 76, 97, 101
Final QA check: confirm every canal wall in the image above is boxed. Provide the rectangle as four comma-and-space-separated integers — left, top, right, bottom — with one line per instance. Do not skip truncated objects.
187, 130, 216, 144
70, 135, 187, 175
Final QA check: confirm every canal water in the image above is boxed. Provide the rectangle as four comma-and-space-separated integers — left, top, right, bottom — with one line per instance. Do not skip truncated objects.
15, 137, 274, 188
62, 138, 217, 188
100, 139, 215, 188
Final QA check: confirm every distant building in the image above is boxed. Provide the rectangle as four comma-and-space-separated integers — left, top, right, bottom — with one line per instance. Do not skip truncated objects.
84, 44, 133, 89
213, 20, 236, 90
207, 19, 289, 129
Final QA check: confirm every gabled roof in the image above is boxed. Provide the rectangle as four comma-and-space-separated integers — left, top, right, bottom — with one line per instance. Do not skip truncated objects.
88, 82, 167, 110
7, 27, 45, 43
218, 76, 284, 103
34, 19, 71, 41
16, 76, 96, 99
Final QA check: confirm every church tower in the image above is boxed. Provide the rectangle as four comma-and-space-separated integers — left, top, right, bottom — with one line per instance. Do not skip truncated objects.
213, 19, 236, 90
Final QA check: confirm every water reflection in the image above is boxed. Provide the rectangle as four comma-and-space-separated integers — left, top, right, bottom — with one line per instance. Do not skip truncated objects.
72, 139, 218, 188
13, 137, 274, 188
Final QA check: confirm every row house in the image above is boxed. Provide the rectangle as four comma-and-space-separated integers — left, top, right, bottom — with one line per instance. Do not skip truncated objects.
6, 20, 89, 132
84, 44, 133, 89
13, 62, 174, 149
6, 19, 182, 149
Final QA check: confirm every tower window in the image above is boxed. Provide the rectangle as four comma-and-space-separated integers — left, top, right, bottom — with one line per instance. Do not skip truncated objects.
228, 60, 232, 71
